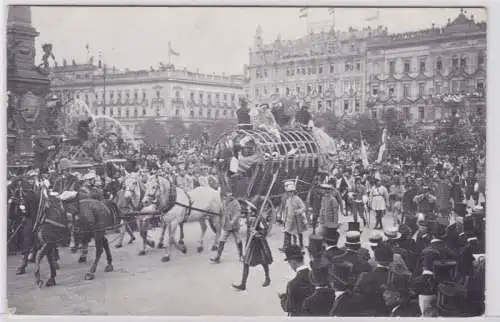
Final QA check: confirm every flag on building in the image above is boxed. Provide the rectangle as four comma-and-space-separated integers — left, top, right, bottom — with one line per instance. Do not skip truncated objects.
366, 9, 380, 21
299, 7, 309, 18
376, 128, 388, 163
168, 41, 180, 56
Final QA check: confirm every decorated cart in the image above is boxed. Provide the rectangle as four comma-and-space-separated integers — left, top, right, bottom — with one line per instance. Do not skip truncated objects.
213, 127, 323, 234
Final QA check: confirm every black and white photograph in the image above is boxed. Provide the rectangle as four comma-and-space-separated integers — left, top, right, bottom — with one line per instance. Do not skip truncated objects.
5, 5, 487, 317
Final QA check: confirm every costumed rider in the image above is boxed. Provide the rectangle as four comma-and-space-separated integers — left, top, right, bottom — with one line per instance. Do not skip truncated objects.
253, 101, 281, 140
236, 96, 253, 130
210, 190, 244, 264
294, 98, 312, 131
79, 170, 105, 201
33, 135, 61, 175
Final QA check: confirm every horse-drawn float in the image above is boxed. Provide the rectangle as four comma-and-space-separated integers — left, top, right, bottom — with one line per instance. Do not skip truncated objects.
213, 126, 324, 234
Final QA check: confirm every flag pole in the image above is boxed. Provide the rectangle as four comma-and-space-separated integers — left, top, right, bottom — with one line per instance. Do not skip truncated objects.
168, 41, 172, 66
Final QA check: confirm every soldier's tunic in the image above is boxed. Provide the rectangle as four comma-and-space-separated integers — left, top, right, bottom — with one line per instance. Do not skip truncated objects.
283, 195, 307, 236
318, 190, 342, 230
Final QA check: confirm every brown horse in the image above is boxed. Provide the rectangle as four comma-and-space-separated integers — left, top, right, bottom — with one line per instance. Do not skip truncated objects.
58, 191, 118, 280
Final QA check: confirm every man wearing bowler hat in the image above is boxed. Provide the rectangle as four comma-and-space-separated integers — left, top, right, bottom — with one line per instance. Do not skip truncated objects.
342, 222, 370, 262
279, 245, 314, 316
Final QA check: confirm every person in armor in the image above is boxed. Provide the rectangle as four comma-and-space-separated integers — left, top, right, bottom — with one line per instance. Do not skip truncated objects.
232, 204, 273, 291
210, 191, 243, 264
236, 96, 252, 130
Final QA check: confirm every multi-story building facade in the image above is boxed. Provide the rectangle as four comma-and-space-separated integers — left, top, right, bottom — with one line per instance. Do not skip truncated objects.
50, 62, 246, 138
247, 25, 387, 116
247, 9, 486, 124
366, 9, 486, 123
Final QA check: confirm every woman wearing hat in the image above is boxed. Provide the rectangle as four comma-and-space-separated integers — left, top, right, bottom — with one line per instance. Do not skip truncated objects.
280, 180, 307, 251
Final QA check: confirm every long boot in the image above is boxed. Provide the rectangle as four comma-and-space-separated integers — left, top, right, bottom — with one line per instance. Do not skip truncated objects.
236, 241, 243, 262
298, 234, 304, 249
232, 264, 249, 291
262, 264, 271, 287
279, 233, 291, 252
210, 241, 225, 263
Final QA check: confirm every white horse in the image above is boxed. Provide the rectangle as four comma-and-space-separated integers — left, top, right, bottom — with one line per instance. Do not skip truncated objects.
140, 174, 223, 262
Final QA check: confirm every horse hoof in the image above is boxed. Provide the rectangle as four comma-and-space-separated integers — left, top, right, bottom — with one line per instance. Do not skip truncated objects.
78, 256, 87, 263
157, 242, 165, 249
70, 247, 78, 254
114, 244, 123, 249
211, 245, 218, 252
104, 264, 114, 272
138, 250, 146, 256
179, 240, 185, 246
84, 272, 95, 280
35, 280, 44, 288
161, 256, 170, 262
16, 268, 26, 275
54, 262, 60, 270
45, 278, 56, 287
197, 246, 203, 253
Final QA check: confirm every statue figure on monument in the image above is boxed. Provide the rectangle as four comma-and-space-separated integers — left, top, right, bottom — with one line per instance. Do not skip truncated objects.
37, 43, 55, 75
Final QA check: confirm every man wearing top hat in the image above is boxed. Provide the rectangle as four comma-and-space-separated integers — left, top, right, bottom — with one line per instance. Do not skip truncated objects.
317, 183, 343, 235
412, 213, 433, 255
382, 271, 420, 317
279, 245, 315, 317
329, 261, 361, 316
368, 231, 411, 276
306, 175, 323, 234
353, 243, 393, 316
457, 216, 481, 283
302, 263, 336, 316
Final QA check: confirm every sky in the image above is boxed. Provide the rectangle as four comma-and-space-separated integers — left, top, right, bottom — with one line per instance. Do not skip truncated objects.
29, 6, 487, 76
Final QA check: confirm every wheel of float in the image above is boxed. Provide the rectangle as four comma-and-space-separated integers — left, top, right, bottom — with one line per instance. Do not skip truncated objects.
261, 198, 277, 236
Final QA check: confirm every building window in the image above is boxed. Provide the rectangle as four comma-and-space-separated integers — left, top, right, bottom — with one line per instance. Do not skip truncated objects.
190, 110, 194, 117
156, 108, 160, 117
126, 108, 130, 118
436, 57, 443, 71
344, 62, 352, 72
156, 90, 160, 98
477, 51, 485, 66
404, 106, 411, 121
327, 100, 332, 110
355, 62, 361, 71
110, 108, 114, 116
355, 99, 360, 112
199, 109, 203, 117
199, 92, 204, 102
435, 82, 441, 94
317, 101, 322, 112
419, 60, 426, 73
190, 92, 195, 101
318, 85, 322, 93
143, 92, 147, 100
403, 84, 410, 97
231, 94, 235, 102
318, 64, 323, 74
389, 61, 395, 74
372, 85, 379, 96
207, 109, 212, 118
176, 109, 180, 117
404, 60, 411, 73
134, 108, 138, 117
477, 80, 484, 91
215, 93, 220, 101
223, 93, 227, 101
275, 87, 279, 93
307, 66, 312, 75
312, 65, 317, 74
418, 83, 425, 97
255, 88, 260, 97
301, 66, 306, 75
296, 66, 301, 75
388, 86, 395, 97
296, 86, 301, 94
307, 85, 312, 94
263, 88, 268, 95
231, 110, 235, 117
460, 56, 468, 68
330, 63, 335, 73
117, 108, 122, 117
419, 106, 425, 120
372, 109, 377, 119
343, 100, 349, 112
263, 69, 268, 78
286, 87, 290, 96
354, 80, 361, 91
452, 56, 459, 69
